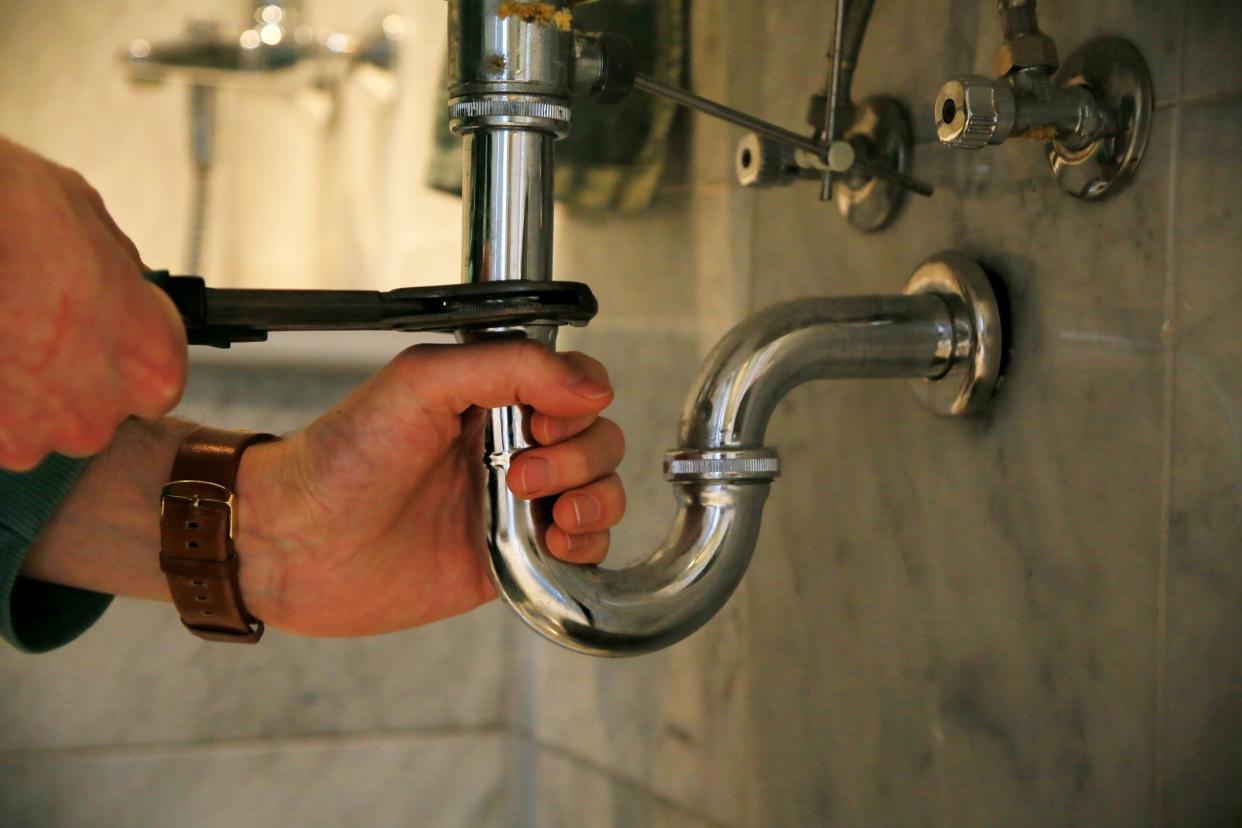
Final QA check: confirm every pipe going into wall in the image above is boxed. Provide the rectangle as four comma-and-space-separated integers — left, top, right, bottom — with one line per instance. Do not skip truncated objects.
447, 2, 1005, 656
475, 254, 1001, 656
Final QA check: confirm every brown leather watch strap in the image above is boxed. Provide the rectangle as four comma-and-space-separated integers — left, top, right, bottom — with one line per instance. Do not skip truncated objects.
160, 426, 277, 643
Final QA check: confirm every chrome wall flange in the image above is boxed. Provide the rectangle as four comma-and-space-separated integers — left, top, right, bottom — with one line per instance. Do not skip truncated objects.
835, 96, 914, 232
1048, 37, 1152, 200
904, 252, 1004, 417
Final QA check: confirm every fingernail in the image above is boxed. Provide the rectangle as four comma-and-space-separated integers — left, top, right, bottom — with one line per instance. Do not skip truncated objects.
563, 530, 582, 552
539, 418, 567, 444
570, 494, 601, 528
568, 375, 612, 400
520, 456, 553, 494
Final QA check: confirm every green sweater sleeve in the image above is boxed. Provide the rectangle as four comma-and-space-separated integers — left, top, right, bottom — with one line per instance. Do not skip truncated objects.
0, 454, 113, 653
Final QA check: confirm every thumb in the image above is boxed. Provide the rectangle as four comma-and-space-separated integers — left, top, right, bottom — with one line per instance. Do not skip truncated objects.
117, 275, 189, 420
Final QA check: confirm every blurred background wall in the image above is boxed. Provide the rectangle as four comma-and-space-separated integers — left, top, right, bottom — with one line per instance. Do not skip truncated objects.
2, 1, 1241, 826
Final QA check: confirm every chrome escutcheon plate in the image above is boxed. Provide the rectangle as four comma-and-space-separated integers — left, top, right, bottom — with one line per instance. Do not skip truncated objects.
835, 96, 914, 232
1047, 37, 1153, 201
904, 252, 1005, 417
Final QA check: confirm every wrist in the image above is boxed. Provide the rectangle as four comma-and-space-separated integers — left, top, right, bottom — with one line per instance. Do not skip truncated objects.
233, 438, 292, 631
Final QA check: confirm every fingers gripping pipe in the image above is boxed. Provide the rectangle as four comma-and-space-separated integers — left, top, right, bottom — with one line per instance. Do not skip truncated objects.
481, 254, 1004, 656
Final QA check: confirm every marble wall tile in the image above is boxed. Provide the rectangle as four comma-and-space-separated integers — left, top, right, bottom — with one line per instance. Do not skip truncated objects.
684, 0, 769, 188
689, 189, 754, 349
1164, 96, 1242, 827
515, 739, 729, 828
1182, 0, 1242, 99
0, 732, 508, 828
747, 370, 1163, 826
519, 620, 755, 828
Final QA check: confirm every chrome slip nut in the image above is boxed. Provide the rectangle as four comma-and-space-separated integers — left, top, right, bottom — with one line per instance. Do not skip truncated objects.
664, 448, 781, 482
735, 132, 794, 188
994, 32, 1060, 77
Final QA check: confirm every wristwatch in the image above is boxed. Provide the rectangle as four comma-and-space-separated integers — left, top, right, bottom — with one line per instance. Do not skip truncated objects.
159, 426, 277, 643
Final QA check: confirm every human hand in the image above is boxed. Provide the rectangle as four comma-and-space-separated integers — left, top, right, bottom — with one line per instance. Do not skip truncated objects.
0, 137, 187, 471
234, 340, 626, 637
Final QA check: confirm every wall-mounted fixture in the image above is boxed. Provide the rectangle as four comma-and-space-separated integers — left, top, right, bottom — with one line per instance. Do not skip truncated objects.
933, 0, 1152, 200
557, 0, 932, 233
733, 0, 930, 232
123, 0, 401, 271
125, 1, 400, 89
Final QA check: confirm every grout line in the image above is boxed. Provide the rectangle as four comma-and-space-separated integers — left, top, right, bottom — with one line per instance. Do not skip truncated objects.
0, 722, 507, 764
510, 730, 737, 828
1154, 3, 1190, 826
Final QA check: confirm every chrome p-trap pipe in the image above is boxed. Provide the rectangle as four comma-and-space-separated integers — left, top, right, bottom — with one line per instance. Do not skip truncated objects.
448, 1, 1004, 655
476, 254, 1002, 656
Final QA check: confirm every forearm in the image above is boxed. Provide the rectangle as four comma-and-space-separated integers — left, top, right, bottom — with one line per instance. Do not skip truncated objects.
20, 418, 195, 602
18, 417, 285, 625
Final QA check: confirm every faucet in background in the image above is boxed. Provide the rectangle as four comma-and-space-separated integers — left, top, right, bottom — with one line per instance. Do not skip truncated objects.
732, 0, 927, 232
123, 0, 401, 272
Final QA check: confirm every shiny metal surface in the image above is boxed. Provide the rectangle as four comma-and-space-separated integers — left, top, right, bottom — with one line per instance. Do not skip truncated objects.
448, 97, 572, 131
935, 73, 1107, 150
639, 74, 931, 200
904, 252, 1004, 417
448, 0, 572, 98
735, 132, 804, 188
478, 254, 1003, 656
834, 96, 916, 232
125, 3, 400, 88
1048, 38, 1152, 201
935, 76, 1017, 149
993, 0, 1059, 77
449, 0, 572, 285
822, 0, 849, 201
460, 128, 555, 283
664, 449, 781, 482
820, 0, 875, 201
933, 4, 1150, 202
